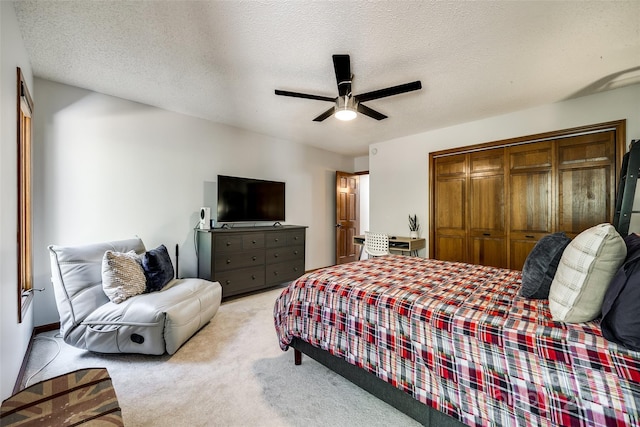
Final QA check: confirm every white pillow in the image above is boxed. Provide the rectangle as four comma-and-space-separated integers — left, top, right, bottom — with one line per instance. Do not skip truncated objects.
102, 250, 146, 304
548, 223, 626, 323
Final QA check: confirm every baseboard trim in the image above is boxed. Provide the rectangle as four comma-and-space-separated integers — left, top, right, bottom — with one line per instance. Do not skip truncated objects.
12, 322, 61, 395
35, 322, 61, 334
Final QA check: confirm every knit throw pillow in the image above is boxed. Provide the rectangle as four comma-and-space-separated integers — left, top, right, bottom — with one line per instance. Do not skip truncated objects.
102, 250, 146, 304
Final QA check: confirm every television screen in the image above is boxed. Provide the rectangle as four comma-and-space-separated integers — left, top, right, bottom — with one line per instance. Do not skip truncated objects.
217, 175, 285, 223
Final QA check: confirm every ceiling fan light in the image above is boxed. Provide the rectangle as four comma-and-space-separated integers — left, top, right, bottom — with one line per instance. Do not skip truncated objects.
335, 95, 357, 121
335, 108, 357, 121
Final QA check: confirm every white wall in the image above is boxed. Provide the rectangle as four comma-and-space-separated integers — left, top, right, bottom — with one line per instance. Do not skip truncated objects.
358, 175, 370, 260
369, 84, 640, 255
1, 2, 35, 400
359, 175, 370, 235
354, 155, 369, 173
31, 79, 353, 327
355, 155, 370, 260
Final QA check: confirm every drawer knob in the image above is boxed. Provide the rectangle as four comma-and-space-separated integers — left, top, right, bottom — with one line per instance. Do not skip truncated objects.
294, 250, 299, 255
294, 267, 299, 271
273, 271, 278, 276
251, 275, 256, 280
525, 235, 535, 238
226, 241, 232, 246
294, 236, 298, 240
274, 253, 279, 258
252, 256, 257, 261
226, 259, 231, 264
483, 233, 491, 236
252, 240, 256, 244
225, 280, 231, 285
274, 238, 279, 242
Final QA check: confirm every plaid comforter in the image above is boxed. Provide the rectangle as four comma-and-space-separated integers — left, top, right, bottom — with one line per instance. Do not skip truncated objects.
273, 255, 640, 426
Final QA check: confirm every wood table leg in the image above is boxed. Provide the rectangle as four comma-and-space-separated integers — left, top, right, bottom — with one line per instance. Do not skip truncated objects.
294, 349, 302, 365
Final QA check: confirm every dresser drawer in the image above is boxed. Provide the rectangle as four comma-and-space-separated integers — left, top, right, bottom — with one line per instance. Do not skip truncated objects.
266, 260, 305, 285
215, 266, 266, 297
215, 249, 265, 271
214, 235, 244, 253
266, 245, 304, 264
266, 231, 288, 248
287, 230, 305, 246
242, 233, 265, 249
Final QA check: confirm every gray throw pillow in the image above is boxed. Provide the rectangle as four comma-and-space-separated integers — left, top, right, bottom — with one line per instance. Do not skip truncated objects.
519, 232, 571, 299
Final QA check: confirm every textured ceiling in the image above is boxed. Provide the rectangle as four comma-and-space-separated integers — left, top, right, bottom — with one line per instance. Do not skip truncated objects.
13, 0, 640, 156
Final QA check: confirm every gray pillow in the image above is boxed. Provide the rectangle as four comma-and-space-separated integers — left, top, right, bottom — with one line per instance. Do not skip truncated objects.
549, 223, 626, 323
519, 232, 571, 299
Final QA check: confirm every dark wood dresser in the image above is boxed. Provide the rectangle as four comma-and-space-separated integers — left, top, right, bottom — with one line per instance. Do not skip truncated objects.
196, 225, 306, 298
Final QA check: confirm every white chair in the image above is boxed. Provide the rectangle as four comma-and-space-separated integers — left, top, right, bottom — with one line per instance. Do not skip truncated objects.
364, 231, 390, 257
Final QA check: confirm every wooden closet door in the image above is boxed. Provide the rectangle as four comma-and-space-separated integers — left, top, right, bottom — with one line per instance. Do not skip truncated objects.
469, 149, 507, 268
507, 142, 553, 270
429, 120, 624, 269
557, 131, 616, 236
433, 154, 468, 263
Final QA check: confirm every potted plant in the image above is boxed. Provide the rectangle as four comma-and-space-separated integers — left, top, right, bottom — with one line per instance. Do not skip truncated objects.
408, 214, 419, 239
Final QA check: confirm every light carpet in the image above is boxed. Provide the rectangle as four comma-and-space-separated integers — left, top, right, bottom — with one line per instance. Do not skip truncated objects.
22, 287, 421, 426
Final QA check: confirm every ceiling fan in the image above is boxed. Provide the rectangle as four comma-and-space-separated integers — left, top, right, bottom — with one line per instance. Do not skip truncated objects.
275, 54, 422, 122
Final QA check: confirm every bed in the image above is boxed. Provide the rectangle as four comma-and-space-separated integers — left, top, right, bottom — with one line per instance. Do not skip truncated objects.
273, 253, 640, 426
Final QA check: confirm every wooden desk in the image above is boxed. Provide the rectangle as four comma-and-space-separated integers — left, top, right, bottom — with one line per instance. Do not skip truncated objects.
354, 235, 426, 257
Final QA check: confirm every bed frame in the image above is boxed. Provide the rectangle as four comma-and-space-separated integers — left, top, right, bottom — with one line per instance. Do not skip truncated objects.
291, 338, 465, 427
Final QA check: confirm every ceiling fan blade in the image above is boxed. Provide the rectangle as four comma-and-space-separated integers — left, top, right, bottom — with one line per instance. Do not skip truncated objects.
313, 106, 336, 122
332, 54, 352, 97
355, 80, 422, 103
356, 103, 387, 121
275, 89, 335, 102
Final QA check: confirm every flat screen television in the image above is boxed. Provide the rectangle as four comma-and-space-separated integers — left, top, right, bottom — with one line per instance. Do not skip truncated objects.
217, 175, 285, 223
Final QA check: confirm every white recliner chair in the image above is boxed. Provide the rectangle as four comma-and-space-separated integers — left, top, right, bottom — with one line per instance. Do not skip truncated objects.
48, 237, 222, 355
